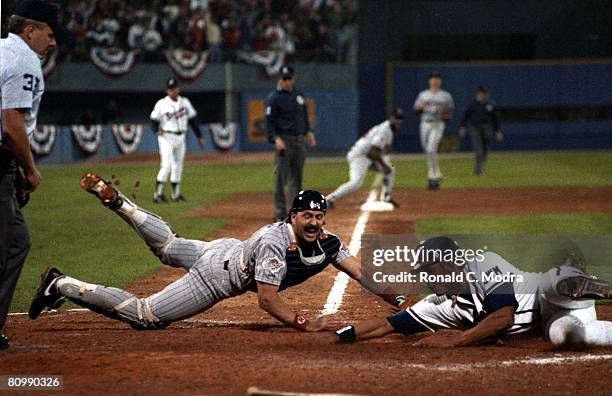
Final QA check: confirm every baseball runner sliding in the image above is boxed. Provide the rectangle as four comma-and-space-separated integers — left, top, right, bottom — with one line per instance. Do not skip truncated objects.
335, 237, 612, 347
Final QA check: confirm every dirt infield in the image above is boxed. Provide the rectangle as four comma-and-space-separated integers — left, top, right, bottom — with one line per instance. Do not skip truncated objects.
2, 186, 612, 395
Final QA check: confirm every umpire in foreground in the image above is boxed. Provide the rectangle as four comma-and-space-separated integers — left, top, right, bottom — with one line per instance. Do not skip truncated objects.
266, 66, 316, 222
458, 86, 504, 176
0, 0, 64, 350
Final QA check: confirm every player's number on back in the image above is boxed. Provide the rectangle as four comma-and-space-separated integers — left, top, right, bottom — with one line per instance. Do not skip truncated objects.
22, 73, 39, 92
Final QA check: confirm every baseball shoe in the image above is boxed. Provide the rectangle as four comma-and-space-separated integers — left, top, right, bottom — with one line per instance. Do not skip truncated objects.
172, 195, 187, 202
29, 267, 65, 320
427, 179, 440, 190
153, 194, 167, 204
80, 172, 120, 208
556, 276, 612, 300
0, 334, 8, 350
563, 253, 587, 273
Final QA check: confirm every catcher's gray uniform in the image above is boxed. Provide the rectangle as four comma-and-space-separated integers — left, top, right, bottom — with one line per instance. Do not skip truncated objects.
51, 192, 350, 329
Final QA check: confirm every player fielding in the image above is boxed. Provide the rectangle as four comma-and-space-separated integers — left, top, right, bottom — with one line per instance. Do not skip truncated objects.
28, 173, 402, 331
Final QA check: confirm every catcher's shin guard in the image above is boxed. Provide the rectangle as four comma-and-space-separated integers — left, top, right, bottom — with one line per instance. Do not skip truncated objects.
55, 277, 166, 329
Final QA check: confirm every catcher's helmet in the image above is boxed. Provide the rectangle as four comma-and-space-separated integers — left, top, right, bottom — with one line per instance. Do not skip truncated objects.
290, 190, 327, 213
411, 236, 461, 271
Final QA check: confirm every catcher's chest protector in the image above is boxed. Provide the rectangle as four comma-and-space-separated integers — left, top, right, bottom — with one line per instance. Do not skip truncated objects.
278, 232, 341, 291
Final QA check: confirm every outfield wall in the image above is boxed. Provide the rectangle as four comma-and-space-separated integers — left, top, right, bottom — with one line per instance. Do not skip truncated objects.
387, 62, 612, 153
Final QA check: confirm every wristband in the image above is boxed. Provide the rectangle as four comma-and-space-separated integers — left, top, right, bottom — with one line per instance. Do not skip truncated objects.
293, 314, 310, 331
394, 295, 407, 308
335, 325, 357, 343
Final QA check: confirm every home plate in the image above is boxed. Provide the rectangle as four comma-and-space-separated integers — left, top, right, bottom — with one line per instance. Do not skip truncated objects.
360, 201, 395, 212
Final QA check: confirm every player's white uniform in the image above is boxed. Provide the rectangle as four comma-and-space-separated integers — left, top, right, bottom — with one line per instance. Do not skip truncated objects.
150, 95, 197, 187
413, 89, 454, 179
326, 120, 395, 202
404, 252, 612, 346
0, 33, 45, 143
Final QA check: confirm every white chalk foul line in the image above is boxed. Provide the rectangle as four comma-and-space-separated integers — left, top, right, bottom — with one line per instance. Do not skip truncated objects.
320, 186, 378, 316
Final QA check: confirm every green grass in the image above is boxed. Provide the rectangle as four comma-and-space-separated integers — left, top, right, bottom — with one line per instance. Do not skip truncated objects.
8, 150, 612, 313
416, 213, 612, 280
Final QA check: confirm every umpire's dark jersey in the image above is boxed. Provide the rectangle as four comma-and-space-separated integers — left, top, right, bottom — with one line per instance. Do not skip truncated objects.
265, 88, 311, 142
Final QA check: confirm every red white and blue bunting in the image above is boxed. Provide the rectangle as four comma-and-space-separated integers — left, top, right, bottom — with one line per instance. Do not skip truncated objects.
237, 50, 286, 78
208, 122, 237, 151
30, 125, 57, 157
111, 124, 144, 154
165, 49, 208, 81
42, 49, 59, 79
71, 124, 103, 154
90, 47, 136, 77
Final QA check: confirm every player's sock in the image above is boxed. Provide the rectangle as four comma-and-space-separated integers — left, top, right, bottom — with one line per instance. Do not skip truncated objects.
171, 182, 180, 199
155, 181, 165, 197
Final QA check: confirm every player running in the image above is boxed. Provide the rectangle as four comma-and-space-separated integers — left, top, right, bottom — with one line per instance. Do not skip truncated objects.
28, 173, 403, 331
334, 237, 612, 347
326, 109, 405, 209
150, 78, 205, 203
414, 72, 454, 190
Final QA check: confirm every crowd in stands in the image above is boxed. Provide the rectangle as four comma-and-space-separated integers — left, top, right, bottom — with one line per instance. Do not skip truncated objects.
3, 0, 359, 64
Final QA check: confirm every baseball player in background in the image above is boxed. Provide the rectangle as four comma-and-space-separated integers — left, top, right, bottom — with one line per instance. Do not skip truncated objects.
414, 72, 454, 190
335, 237, 612, 348
326, 108, 405, 208
29, 173, 404, 332
150, 78, 205, 203
458, 86, 504, 176
0, 0, 65, 350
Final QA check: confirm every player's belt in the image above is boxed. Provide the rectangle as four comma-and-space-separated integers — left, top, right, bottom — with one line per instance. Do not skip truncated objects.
163, 130, 185, 135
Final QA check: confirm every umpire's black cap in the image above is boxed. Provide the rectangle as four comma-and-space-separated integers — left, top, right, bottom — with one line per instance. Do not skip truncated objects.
429, 71, 442, 79
280, 65, 294, 79
291, 190, 327, 213
14, 0, 68, 42
411, 236, 461, 271
166, 78, 179, 88
391, 107, 405, 119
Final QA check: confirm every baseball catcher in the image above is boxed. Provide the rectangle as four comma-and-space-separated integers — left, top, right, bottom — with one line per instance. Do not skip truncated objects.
29, 173, 404, 331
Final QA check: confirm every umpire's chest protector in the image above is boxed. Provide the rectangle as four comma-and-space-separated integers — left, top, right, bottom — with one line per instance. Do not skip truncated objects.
278, 233, 341, 291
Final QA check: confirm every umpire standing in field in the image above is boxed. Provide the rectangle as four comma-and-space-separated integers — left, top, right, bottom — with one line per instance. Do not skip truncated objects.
266, 66, 316, 222
458, 86, 504, 176
0, 0, 64, 350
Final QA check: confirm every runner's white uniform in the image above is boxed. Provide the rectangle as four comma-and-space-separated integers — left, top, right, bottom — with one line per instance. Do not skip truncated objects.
326, 120, 395, 202
402, 252, 612, 345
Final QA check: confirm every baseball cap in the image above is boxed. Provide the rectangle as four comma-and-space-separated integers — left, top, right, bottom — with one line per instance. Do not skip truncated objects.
14, 0, 68, 42
280, 65, 294, 79
478, 85, 489, 93
391, 107, 405, 119
291, 190, 327, 213
166, 78, 178, 88
429, 71, 442, 79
